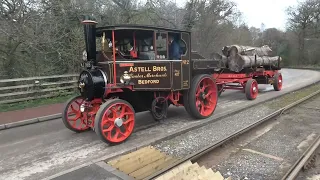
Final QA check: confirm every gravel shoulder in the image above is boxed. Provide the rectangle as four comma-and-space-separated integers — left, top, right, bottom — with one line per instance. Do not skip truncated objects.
153, 90, 320, 180
197, 95, 320, 179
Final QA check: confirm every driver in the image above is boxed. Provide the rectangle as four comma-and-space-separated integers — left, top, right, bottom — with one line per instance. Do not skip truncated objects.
127, 43, 138, 58
168, 35, 181, 60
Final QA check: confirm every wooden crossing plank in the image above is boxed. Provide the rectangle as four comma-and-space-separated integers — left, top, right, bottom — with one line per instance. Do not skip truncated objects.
111, 148, 165, 173
105, 145, 230, 180
155, 161, 229, 180
130, 156, 178, 179
154, 161, 193, 180
120, 152, 167, 174
107, 146, 155, 166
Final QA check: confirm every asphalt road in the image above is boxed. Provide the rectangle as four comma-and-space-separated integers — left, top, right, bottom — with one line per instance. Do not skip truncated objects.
0, 69, 319, 180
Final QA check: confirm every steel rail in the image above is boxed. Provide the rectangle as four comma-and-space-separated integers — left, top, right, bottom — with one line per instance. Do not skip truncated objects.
280, 135, 320, 180
144, 89, 320, 180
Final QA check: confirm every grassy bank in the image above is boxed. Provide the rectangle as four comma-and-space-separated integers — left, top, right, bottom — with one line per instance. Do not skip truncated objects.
0, 93, 78, 113
266, 82, 320, 110
283, 65, 320, 70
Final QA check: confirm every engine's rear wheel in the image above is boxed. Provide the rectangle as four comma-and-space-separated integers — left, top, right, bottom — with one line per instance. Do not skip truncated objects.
188, 74, 218, 119
62, 96, 90, 133
217, 84, 223, 97
94, 99, 135, 145
151, 97, 168, 121
273, 72, 283, 91
183, 90, 193, 117
245, 79, 258, 100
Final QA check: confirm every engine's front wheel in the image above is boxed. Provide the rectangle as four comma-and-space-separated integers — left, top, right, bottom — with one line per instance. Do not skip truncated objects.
62, 96, 90, 133
94, 99, 135, 145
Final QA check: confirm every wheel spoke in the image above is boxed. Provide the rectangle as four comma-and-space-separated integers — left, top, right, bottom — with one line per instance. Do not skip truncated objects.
107, 130, 112, 140
123, 117, 134, 125
205, 90, 214, 98
196, 88, 201, 96
120, 105, 126, 117
68, 110, 76, 115
103, 124, 114, 133
70, 105, 77, 113
112, 130, 120, 140
110, 107, 118, 117
68, 114, 81, 121
208, 98, 215, 104
200, 102, 205, 115
116, 128, 126, 137
75, 100, 83, 106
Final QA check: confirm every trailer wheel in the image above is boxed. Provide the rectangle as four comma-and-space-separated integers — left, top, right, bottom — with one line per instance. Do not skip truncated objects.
273, 73, 283, 91
94, 99, 135, 145
62, 96, 90, 133
245, 79, 259, 100
188, 74, 218, 119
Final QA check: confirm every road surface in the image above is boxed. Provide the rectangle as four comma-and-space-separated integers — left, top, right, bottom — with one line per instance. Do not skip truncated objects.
0, 69, 319, 180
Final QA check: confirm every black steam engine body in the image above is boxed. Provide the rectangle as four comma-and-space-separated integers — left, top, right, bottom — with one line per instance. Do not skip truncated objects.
62, 17, 223, 145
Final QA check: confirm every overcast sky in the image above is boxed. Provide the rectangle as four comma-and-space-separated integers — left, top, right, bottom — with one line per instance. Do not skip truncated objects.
172, 0, 299, 30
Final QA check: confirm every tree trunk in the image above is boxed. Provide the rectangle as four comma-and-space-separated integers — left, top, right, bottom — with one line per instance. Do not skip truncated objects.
227, 54, 282, 72
222, 45, 273, 57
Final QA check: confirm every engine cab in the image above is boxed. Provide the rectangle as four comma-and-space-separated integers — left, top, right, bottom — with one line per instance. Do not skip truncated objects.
78, 17, 194, 103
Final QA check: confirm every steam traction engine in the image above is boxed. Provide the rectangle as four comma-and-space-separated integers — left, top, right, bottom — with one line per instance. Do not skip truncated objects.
62, 18, 221, 145
62, 17, 283, 145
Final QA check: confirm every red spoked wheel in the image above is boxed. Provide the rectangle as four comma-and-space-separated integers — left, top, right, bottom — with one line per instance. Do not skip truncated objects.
273, 73, 283, 91
217, 84, 224, 97
245, 79, 259, 100
62, 96, 90, 133
183, 90, 193, 116
94, 99, 135, 145
188, 74, 218, 119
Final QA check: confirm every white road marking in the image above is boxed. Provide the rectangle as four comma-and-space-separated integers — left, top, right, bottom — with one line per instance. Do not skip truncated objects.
242, 148, 284, 161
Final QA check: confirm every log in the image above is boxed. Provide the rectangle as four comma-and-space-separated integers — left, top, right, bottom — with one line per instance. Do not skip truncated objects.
210, 52, 228, 65
227, 54, 281, 72
222, 45, 273, 57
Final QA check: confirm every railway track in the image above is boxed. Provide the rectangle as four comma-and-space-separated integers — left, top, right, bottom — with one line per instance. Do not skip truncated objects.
100, 89, 320, 180
281, 135, 320, 180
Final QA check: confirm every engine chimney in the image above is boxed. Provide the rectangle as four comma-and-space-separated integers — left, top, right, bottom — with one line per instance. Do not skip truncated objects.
82, 15, 97, 66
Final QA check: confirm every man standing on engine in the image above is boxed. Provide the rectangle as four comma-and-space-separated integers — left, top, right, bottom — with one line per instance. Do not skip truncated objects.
168, 35, 181, 60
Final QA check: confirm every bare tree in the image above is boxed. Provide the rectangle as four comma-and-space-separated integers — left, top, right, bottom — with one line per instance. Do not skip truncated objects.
286, 0, 320, 64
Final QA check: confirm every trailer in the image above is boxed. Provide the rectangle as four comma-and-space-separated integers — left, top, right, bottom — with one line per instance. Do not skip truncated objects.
210, 45, 283, 99
61, 16, 282, 145
214, 68, 282, 99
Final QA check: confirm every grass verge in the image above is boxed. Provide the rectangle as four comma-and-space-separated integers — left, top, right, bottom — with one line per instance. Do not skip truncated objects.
265, 82, 320, 110
284, 65, 320, 70
0, 93, 78, 113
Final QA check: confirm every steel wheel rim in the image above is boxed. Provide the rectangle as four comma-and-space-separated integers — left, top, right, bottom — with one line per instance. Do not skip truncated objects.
66, 97, 89, 131
278, 74, 283, 89
195, 77, 217, 116
250, 80, 258, 99
100, 103, 135, 143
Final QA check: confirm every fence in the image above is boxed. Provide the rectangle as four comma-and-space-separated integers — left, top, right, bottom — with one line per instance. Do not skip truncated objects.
0, 74, 78, 104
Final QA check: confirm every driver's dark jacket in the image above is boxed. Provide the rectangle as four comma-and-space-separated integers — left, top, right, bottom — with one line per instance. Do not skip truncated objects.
169, 40, 181, 60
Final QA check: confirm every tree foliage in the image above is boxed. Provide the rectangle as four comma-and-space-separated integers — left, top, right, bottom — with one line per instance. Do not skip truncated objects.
0, 0, 319, 79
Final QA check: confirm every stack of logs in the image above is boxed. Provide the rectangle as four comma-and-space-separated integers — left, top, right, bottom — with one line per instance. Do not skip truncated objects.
211, 45, 282, 72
